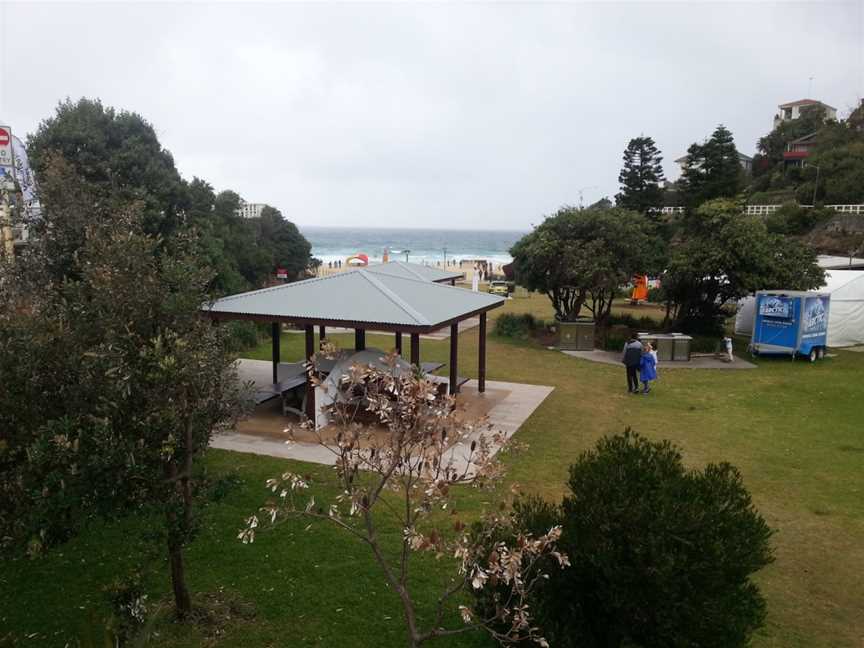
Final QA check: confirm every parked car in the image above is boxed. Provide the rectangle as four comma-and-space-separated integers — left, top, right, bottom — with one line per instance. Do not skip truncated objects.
488, 280, 509, 296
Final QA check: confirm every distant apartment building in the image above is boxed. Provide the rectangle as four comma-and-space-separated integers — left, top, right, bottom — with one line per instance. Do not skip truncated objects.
237, 201, 265, 219
773, 99, 837, 128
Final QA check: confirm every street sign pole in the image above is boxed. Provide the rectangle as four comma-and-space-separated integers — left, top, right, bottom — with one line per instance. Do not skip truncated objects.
0, 126, 17, 258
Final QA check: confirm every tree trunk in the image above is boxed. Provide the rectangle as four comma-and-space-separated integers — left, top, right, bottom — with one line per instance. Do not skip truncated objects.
168, 532, 192, 619
165, 443, 195, 620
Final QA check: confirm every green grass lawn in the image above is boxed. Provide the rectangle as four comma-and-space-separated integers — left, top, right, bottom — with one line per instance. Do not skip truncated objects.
3, 293, 863, 647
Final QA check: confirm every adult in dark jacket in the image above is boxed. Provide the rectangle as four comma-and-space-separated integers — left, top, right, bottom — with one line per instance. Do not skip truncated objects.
622, 334, 643, 393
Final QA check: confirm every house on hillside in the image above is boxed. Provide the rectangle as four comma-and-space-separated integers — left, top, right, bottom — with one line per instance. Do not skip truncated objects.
773, 99, 837, 128
674, 152, 753, 174
783, 132, 819, 168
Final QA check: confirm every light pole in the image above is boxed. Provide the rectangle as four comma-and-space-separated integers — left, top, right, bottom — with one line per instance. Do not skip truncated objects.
811, 165, 821, 206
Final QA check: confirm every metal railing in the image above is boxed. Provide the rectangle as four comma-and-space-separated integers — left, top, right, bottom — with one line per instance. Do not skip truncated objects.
657, 204, 864, 216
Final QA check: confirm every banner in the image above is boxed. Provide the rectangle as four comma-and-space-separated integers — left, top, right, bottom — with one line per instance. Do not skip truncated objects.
802, 296, 829, 339
758, 295, 792, 318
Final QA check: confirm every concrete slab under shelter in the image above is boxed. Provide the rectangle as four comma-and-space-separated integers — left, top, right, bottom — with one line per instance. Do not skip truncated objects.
211, 378, 554, 465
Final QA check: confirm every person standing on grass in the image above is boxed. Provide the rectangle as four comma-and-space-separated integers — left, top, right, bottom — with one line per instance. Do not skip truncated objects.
622, 333, 643, 394
640, 343, 658, 393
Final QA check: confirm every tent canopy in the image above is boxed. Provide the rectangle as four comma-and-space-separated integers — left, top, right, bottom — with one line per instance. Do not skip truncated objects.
735, 270, 864, 347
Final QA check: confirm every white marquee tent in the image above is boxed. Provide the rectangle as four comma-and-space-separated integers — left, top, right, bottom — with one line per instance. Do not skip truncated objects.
735, 270, 864, 347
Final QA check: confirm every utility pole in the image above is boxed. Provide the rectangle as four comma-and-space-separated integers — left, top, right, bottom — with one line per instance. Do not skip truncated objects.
811, 165, 821, 206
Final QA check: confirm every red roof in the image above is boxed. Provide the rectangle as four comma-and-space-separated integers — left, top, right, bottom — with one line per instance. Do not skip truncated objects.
778, 98, 836, 110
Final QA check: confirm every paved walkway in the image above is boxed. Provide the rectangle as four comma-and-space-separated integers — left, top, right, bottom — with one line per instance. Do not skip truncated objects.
211, 379, 554, 465
561, 349, 757, 369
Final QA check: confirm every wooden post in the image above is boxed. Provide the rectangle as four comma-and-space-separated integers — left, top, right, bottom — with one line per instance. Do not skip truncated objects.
395, 331, 403, 355
319, 325, 326, 343
410, 333, 420, 366
450, 278, 456, 286
305, 325, 315, 419
478, 312, 487, 393
271, 322, 281, 384
355, 329, 366, 351
449, 323, 459, 395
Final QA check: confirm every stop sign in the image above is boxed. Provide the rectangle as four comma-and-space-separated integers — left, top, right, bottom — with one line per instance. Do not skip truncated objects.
0, 128, 9, 146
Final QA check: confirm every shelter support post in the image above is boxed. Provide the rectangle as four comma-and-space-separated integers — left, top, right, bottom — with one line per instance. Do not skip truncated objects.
410, 333, 420, 366
271, 322, 281, 384
305, 325, 315, 419
319, 325, 326, 343
478, 312, 487, 393
449, 323, 459, 395
450, 279, 456, 286
355, 329, 366, 351
395, 331, 403, 356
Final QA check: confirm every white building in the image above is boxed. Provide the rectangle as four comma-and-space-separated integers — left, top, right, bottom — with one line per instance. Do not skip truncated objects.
773, 99, 837, 128
236, 201, 265, 219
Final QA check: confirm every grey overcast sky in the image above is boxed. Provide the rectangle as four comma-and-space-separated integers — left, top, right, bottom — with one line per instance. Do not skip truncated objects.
1, 1, 862, 229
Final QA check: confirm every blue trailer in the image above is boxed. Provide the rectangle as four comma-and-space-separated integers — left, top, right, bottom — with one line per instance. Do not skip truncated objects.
751, 291, 831, 361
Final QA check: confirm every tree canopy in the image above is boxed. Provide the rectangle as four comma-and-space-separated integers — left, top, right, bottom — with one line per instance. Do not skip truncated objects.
27, 97, 312, 292
680, 125, 744, 207
510, 207, 660, 322
662, 199, 824, 330
615, 136, 665, 215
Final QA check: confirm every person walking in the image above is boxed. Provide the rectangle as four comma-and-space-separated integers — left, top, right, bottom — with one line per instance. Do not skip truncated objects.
640, 343, 658, 394
622, 333, 643, 394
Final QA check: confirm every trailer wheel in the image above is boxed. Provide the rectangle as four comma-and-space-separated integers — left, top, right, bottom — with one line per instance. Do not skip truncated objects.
808, 348, 818, 363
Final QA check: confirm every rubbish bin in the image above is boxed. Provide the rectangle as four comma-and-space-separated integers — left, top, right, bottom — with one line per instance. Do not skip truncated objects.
655, 337, 675, 362
672, 335, 693, 361
558, 318, 595, 351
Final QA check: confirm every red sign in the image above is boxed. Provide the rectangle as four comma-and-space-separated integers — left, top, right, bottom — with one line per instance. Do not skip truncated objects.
0, 128, 9, 146
276, 267, 288, 279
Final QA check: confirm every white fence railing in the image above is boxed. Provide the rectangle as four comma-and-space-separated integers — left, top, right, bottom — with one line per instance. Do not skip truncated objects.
658, 204, 864, 216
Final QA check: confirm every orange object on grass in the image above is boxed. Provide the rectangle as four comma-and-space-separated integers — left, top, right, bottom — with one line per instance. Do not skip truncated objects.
631, 275, 649, 301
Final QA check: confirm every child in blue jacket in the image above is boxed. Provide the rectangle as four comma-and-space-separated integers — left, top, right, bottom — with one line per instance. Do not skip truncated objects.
639, 343, 658, 394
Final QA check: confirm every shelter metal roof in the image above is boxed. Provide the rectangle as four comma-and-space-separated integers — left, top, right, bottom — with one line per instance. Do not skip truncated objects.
364, 261, 463, 283
204, 269, 504, 332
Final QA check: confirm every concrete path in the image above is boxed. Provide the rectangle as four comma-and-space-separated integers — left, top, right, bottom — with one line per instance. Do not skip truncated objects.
561, 349, 757, 369
210, 379, 554, 465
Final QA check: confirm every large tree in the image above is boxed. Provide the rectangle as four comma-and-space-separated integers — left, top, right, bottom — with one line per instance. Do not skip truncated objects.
615, 136, 666, 214
662, 199, 824, 330
27, 97, 187, 237
27, 97, 312, 292
510, 207, 660, 323
0, 191, 248, 617
680, 125, 744, 208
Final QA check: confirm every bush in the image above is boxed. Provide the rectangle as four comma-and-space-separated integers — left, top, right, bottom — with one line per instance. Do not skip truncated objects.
494, 313, 543, 339
472, 430, 774, 648
606, 313, 658, 331
765, 204, 833, 235
224, 321, 260, 351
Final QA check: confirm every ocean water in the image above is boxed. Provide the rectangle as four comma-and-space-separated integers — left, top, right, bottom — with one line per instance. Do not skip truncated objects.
300, 226, 527, 266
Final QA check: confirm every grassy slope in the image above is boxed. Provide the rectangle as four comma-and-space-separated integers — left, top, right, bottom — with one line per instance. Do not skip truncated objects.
2, 294, 863, 647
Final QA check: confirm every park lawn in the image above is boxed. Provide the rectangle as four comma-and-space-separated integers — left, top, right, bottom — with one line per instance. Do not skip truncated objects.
2, 292, 863, 647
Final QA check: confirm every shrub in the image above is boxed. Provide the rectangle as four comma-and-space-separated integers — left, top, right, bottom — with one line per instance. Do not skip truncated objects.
765, 204, 833, 235
224, 321, 260, 351
494, 313, 543, 339
472, 430, 774, 648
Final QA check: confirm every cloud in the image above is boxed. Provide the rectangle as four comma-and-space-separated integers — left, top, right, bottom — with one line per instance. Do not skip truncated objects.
1, 1, 860, 228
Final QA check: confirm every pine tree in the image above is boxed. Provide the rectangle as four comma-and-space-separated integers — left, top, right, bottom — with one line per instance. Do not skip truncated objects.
615, 136, 666, 214
680, 125, 743, 208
